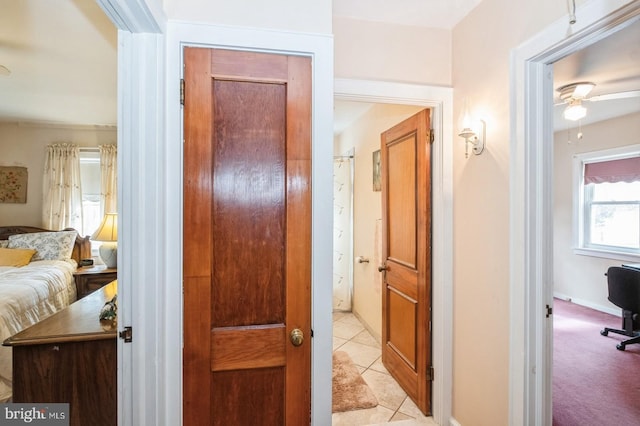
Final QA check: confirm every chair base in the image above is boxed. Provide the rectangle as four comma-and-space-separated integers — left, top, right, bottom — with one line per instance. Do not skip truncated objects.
600, 327, 640, 351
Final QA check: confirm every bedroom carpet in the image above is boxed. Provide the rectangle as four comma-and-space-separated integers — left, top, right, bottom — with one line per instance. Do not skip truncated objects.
332, 350, 378, 413
553, 298, 640, 426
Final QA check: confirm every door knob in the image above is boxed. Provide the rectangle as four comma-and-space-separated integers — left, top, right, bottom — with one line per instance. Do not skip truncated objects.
290, 328, 304, 347
378, 264, 388, 272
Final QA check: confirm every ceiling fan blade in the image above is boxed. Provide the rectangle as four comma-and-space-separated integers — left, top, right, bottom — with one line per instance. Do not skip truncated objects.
586, 90, 640, 102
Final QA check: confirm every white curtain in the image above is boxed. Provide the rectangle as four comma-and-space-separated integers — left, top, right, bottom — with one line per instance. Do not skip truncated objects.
333, 157, 353, 311
99, 144, 117, 215
42, 143, 83, 230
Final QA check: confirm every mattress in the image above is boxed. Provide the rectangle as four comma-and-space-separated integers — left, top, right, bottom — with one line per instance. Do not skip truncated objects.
0, 259, 77, 402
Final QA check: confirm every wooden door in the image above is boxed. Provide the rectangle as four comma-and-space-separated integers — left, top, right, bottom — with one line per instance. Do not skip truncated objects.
380, 109, 432, 415
182, 48, 312, 426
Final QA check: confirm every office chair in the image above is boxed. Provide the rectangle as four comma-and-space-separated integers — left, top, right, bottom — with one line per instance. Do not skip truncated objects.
600, 266, 640, 351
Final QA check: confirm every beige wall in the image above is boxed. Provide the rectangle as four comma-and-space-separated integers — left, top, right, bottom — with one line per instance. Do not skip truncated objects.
553, 112, 640, 312
164, 0, 332, 34
0, 122, 116, 227
334, 17, 451, 86
334, 103, 424, 340
451, 0, 585, 424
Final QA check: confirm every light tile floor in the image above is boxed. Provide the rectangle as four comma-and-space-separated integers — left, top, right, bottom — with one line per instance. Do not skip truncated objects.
332, 312, 438, 426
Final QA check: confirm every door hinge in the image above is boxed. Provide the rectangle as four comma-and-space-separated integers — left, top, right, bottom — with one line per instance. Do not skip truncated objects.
546, 304, 553, 318
427, 365, 434, 381
180, 79, 185, 106
119, 326, 133, 343
430, 129, 435, 143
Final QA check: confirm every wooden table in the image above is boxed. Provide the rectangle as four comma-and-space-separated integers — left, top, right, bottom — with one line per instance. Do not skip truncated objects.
73, 265, 118, 298
3, 281, 118, 426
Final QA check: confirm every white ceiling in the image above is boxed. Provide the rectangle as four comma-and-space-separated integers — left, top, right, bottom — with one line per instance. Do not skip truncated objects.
1, 0, 638, 132
552, 20, 640, 131
333, 0, 483, 29
0, 0, 117, 126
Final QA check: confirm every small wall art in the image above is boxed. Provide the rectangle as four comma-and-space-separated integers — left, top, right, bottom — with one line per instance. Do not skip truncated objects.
372, 149, 381, 192
0, 166, 28, 203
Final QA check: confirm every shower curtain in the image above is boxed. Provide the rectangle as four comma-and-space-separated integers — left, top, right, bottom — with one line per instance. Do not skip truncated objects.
333, 157, 353, 311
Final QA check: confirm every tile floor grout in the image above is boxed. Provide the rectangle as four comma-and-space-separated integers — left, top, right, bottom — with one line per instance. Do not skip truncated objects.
332, 312, 437, 426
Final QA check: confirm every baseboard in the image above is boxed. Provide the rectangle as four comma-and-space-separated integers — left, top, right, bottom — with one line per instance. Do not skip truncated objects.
553, 292, 620, 317
450, 417, 462, 426
351, 310, 382, 343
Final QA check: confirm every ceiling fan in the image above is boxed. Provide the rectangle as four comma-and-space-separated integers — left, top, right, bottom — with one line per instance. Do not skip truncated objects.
555, 81, 640, 121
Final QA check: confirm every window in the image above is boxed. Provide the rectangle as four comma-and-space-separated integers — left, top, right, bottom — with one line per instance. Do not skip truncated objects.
79, 150, 102, 241
574, 145, 640, 259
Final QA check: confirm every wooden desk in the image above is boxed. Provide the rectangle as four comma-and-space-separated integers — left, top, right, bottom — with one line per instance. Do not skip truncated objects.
3, 281, 117, 426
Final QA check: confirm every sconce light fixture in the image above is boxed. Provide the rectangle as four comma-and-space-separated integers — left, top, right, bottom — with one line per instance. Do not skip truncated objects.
458, 119, 486, 158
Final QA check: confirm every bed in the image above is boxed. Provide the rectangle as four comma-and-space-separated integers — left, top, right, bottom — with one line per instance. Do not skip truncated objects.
0, 226, 91, 402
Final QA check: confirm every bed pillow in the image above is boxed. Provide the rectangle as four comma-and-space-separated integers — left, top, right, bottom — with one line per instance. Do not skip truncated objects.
0, 240, 8, 248
0, 247, 37, 267
7, 230, 77, 261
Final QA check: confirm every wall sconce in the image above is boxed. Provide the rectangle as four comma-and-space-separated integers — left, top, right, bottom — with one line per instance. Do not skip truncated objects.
458, 119, 486, 158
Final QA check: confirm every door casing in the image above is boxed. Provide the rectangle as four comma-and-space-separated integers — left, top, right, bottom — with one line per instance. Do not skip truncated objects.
335, 80, 453, 424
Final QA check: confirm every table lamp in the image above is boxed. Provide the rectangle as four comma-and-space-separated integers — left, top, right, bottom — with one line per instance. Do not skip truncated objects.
91, 212, 118, 268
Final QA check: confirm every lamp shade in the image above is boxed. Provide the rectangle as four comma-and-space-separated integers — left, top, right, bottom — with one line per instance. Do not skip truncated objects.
91, 213, 118, 242
563, 103, 587, 121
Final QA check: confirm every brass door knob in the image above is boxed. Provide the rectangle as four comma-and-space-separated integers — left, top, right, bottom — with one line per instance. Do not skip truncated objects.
378, 264, 388, 272
290, 328, 304, 347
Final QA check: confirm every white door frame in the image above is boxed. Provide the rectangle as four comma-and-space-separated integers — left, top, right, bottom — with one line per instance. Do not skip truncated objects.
335, 78, 454, 425
509, 1, 640, 424
94, 1, 167, 425
166, 23, 335, 426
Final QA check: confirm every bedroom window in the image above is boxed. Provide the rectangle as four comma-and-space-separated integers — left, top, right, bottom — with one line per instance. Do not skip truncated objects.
79, 150, 102, 240
574, 145, 640, 260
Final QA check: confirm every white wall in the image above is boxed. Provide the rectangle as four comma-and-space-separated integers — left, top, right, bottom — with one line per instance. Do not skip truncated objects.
0, 121, 116, 227
553, 112, 640, 313
164, 0, 331, 34
334, 17, 451, 86
334, 103, 424, 340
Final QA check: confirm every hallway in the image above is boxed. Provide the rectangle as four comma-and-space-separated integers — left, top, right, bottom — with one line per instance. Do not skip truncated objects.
332, 313, 437, 425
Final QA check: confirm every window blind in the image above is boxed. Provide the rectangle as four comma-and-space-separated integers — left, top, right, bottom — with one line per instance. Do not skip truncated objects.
584, 156, 640, 184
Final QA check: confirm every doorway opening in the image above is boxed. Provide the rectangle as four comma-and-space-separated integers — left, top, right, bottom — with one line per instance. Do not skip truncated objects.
511, 1, 640, 424
550, 17, 640, 424
331, 100, 440, 424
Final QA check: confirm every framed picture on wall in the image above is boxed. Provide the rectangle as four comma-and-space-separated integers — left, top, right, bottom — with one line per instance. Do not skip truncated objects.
0, 166, 28, 203
373, 149, 381, 192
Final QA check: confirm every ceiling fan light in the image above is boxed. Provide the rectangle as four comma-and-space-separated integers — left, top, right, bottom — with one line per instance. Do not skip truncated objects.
564, 103, 587, 121
572, 82, 595, 98
557, 81, 596, 101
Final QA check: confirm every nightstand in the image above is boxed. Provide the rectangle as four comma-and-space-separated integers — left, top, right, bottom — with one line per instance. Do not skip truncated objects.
73, 265, 117, 299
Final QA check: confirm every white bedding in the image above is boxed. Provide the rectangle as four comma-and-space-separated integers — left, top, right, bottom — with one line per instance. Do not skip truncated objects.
0, 259, 77, 402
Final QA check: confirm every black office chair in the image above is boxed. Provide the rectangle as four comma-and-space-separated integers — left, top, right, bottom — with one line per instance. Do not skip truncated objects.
600, 266, 640, 351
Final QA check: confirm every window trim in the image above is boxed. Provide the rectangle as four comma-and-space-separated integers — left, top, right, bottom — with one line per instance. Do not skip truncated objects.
573, 144, 640, 261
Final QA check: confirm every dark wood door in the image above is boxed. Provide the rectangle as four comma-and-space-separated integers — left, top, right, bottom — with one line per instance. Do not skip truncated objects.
182, 48, 312, 425
380, 109, 432, 415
